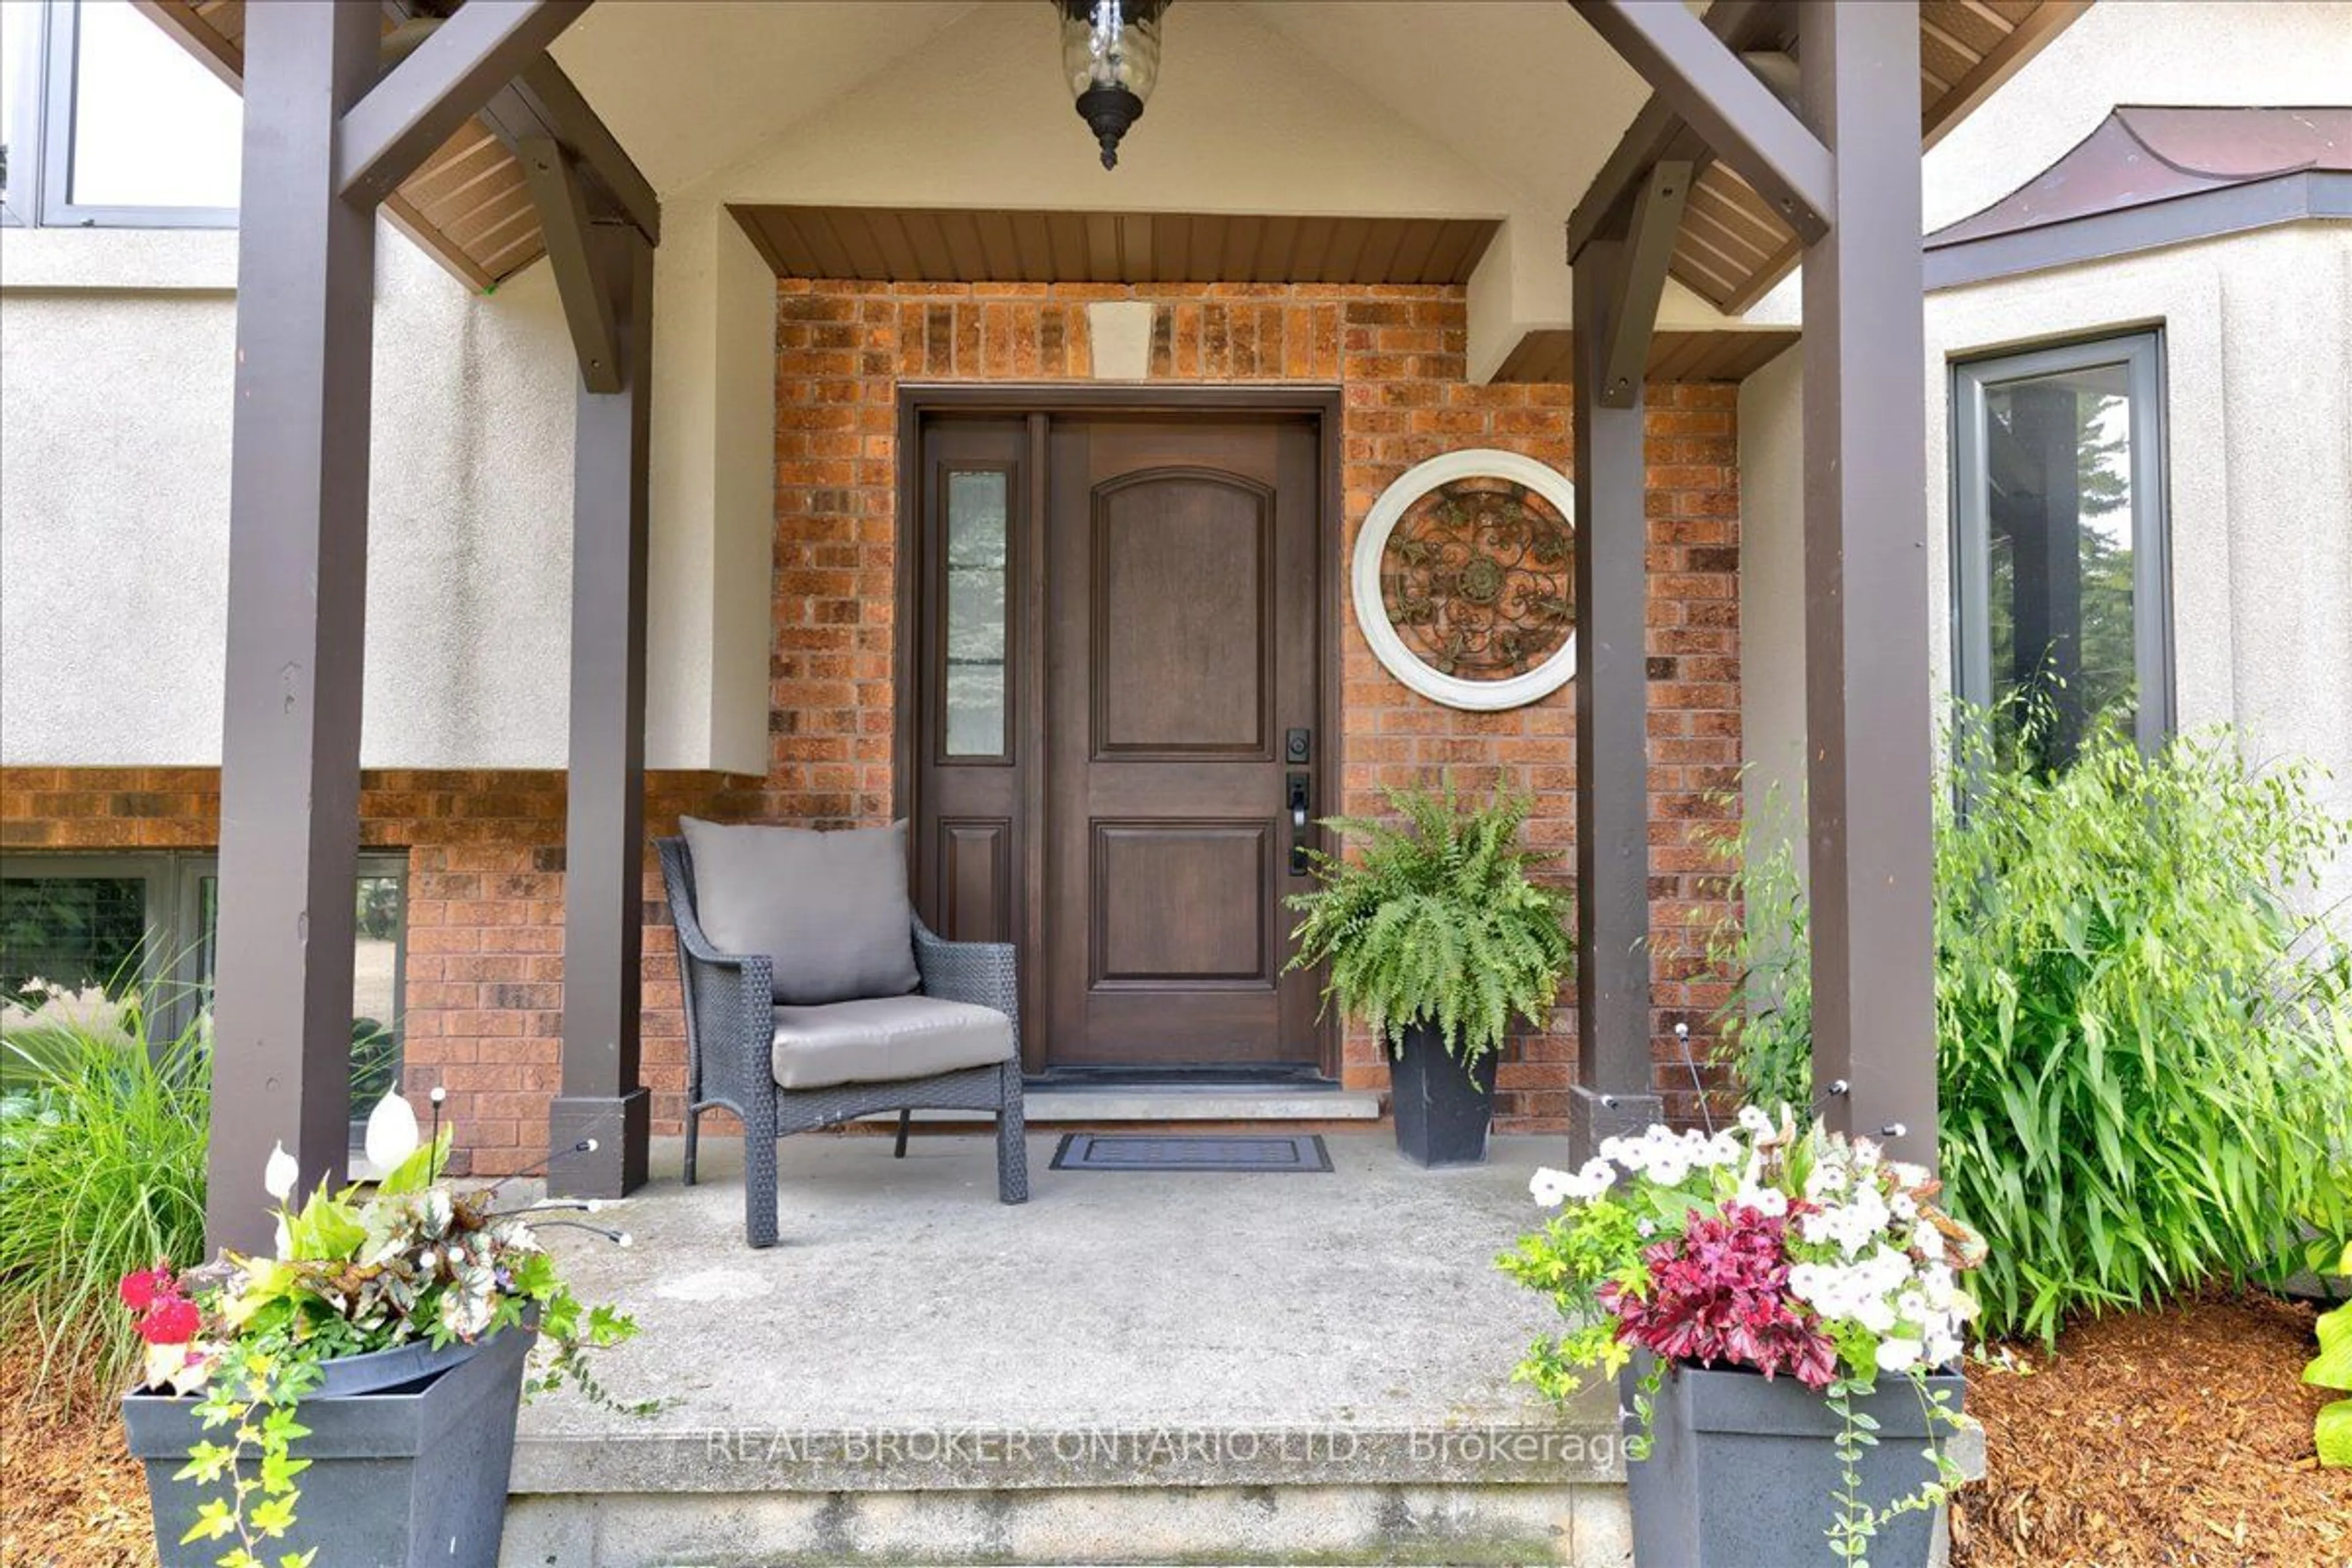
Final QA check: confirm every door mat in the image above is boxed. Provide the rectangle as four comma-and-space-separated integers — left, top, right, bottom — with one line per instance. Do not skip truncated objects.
1049, 1132, 1333, 1173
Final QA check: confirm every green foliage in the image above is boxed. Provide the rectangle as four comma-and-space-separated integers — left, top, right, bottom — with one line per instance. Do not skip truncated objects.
0, 990, 209, 1404
1713, 713, 2352, 1345
2306, 1242, 2352, 1468
1285, 778, 1570, 1068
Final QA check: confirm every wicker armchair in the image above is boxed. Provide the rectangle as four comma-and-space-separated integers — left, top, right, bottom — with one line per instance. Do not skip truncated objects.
655, 835, 1029, 1248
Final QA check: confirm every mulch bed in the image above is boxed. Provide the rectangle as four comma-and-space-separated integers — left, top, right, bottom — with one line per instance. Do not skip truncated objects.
3, 1298, 2343, 1567
0, 1346, 153, 1568
1953, 1292, 2350, 1568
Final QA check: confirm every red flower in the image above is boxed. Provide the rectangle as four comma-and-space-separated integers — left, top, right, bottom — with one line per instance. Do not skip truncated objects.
135, 1296, 201, 1346
1602, 1204, 1839, 1390
118, 1267, 173, 1312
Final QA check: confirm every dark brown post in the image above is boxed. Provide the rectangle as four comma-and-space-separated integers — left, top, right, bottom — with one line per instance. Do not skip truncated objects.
206, 1, 382, 1253
546, 222, 655, 1198
1797, 0, 1939, 1170
1569, 236, 1662, 1154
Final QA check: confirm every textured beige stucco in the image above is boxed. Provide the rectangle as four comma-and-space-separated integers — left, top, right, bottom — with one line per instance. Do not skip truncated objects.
1739, 225, 2352, 909
1, 226, 580, 768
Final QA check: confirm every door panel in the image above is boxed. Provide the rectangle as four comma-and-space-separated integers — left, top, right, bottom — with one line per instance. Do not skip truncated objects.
1046, 417, 1322, 1070
1091, 821, 1270, 982
1093, 472, 1273, 758
911, 409, 1323, 1074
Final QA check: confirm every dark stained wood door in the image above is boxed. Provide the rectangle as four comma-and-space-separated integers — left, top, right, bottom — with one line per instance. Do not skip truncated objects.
908, 409, 1324, 1074
1042, 417, 1322, 1069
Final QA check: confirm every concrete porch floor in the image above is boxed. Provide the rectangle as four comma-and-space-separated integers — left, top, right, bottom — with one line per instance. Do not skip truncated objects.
503, 1130, 1629, 1567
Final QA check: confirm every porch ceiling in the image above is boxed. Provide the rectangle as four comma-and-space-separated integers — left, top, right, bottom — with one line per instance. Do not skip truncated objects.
1491, 325, 1798, 385
140, 0, 2088, 315
1575, 0, 2092, 314
729, 206, 1501, 287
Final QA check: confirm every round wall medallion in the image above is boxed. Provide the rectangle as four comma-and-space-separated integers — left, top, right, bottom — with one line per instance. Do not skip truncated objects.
1352, 449, 1578, 711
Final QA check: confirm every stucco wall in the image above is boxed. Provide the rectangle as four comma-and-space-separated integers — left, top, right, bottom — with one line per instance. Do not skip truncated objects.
0, 226, 582, 769
1739, 224, 2352, 907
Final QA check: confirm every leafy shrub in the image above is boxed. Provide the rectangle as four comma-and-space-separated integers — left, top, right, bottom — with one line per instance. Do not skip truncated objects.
1715, 715, 2352, 1344
0, 989, 209, 1405
1286, 778, 1571, 1067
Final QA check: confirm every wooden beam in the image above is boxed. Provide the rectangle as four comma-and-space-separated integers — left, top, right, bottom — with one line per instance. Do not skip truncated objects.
128, 1, 242, 89
480, 56, 661, 245
207, 0, 382, 1256
518, 137, 622, 391
1796, 0, 1938, 1170
1569, 236, 1660, 1156
1565, 0, 1783, 261
1572, 0, 1834, 243
547, 222, 655, 1200
338, 0, 591, 204
1596, 160, 1689, 409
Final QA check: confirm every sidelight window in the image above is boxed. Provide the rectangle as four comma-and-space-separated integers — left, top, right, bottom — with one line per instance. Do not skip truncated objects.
941, 468, 1012, 759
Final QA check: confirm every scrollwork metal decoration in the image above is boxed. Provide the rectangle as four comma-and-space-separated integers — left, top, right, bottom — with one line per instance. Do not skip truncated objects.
1351, 450, 1579, 711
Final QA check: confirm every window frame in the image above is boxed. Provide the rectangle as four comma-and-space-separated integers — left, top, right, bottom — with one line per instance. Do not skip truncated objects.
0, 0, 49, 227
0, 849, 409, 1125
1950, 329, 2175, 756
10, 0, 239, 231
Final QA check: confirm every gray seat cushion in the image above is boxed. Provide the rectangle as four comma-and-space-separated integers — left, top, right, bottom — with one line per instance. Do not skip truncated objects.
769, 996, 1016, 1091
680, 817, 920, 1005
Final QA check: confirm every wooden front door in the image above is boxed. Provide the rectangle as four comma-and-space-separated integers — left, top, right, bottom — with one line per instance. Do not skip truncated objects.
909, 405, 1327, 1075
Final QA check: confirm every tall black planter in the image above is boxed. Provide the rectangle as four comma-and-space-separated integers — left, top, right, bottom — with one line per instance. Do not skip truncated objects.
1619, 1350, 1964, 1567
1388, 1021, 1496, 1166
122, 1324, 535, 1568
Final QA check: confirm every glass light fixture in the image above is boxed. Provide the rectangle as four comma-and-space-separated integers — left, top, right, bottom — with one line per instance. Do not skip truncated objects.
1058, 0, 1167, 170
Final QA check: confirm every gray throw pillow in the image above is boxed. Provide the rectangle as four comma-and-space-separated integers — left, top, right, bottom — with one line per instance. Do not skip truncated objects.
678, 818, 920, 1005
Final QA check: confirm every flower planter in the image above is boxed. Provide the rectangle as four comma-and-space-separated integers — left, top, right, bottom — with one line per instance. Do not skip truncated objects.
121, 1324, 536, 1568
1389, 1021, 1496, 1167
1619, 1350, 1964, 1568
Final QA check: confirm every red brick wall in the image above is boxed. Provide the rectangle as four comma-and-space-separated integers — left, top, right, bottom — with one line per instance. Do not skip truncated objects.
0, 280, 1743, 1161
0, 768, 758, 1173
761, 280, 1743, 1128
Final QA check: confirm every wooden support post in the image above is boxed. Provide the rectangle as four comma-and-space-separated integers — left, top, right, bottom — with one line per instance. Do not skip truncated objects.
1569, 236, 1661, 1155
207, 1, 382, 1254
546, 222, 655, 1199
518, 137, 622, 392
1797, 0, 1939, 1170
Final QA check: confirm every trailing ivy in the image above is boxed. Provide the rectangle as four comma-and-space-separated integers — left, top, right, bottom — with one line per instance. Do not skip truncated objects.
1714, 712, 2352, 1344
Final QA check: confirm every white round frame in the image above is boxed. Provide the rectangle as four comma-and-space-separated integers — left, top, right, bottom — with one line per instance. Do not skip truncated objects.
1351, 448, 1578, 712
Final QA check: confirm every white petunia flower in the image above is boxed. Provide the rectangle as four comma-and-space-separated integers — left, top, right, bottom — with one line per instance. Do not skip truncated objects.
1877, 1337, 1921, 1373
1529, 1167, 1572, 1208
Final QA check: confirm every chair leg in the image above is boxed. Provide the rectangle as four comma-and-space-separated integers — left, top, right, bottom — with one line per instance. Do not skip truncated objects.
744, 1093, 781, 1249
995, 1061, 1029, 1205
894, 1108, 913, 1158
683, 1104, 701, 1186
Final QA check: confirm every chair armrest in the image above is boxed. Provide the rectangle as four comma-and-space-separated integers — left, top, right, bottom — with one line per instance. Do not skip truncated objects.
912, 919, 1020, 1041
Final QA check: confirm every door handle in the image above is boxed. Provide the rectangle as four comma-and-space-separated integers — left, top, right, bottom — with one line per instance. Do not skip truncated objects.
1287, 772, 1313, 875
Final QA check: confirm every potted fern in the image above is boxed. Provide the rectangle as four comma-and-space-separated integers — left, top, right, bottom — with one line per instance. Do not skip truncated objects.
1287, 778, 1570, 1166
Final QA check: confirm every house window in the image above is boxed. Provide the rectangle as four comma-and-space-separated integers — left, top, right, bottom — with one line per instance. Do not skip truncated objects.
1951, 331, 2172, 769
1, 0, 241, 229
0, 853, 406, 1121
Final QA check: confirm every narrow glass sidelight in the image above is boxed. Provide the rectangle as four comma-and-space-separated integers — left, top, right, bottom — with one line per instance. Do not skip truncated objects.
1953, 332, 2171, 771
943, 469, 1011, 758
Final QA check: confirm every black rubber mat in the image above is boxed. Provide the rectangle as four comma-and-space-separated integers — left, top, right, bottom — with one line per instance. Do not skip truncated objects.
1049, 1132, 1334, 1173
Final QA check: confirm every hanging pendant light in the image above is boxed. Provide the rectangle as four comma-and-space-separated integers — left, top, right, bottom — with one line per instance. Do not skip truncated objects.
1058, 0, 1167, 170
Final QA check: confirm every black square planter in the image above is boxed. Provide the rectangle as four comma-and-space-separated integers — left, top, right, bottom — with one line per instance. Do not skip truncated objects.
1620, 1349, 1964, 1567
121, 1325, 535, 1568
1388, 1022, 1497, 1167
